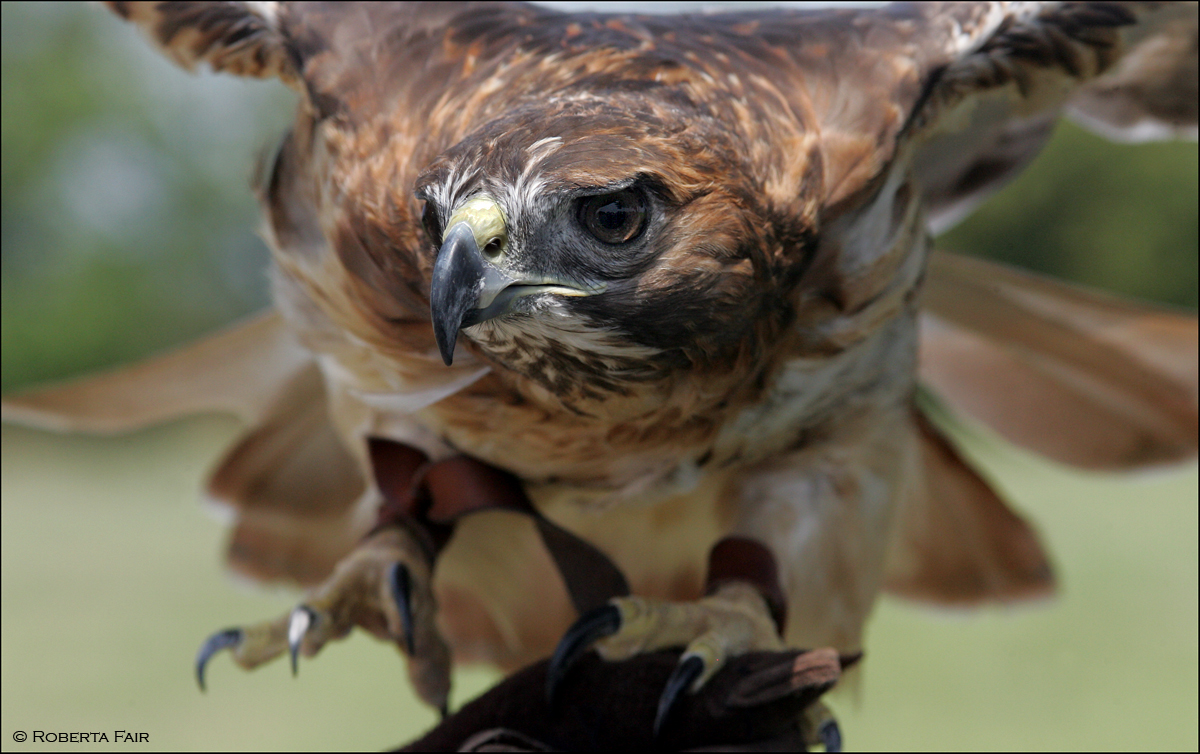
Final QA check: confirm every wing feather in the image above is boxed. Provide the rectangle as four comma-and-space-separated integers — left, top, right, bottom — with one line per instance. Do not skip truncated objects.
1067, 2, 1198, 143
884, 403, 1055, 605
903, 2, 1197, 232
105, 1, 298, 84
207, 359, 368, 585
0, 308, 368, 588
920, 251, 1197, 470
1, 311, 310, 433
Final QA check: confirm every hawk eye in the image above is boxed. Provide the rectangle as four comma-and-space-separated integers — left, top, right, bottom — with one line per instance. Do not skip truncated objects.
576, 189, 647, 245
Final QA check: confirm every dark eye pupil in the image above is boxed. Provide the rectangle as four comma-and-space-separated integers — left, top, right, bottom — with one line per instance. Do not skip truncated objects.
579, 189, 646, 244
595, 200, 629, 230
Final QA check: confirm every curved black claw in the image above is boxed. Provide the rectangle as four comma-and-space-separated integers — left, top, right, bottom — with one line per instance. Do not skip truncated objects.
545, 603, 622, 705
653, 653, 704, 738
287, 606, 316, 677
388, 562, 416, 656
819, 719, 842, 753
194, 628, 242, 692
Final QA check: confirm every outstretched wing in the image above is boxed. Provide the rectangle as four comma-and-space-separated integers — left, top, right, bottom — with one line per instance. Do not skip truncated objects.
899, 1, 1197, 472
1, 312, 369, 586
882, 2, 1197, 604
1, 311, 305, 432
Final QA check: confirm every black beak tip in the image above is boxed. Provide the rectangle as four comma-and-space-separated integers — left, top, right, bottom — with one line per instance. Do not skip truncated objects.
435, 328, 456, 366
431, 222, 487, 368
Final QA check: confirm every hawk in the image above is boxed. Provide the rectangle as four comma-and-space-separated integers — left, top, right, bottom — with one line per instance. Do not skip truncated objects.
4, 0, 1197, 741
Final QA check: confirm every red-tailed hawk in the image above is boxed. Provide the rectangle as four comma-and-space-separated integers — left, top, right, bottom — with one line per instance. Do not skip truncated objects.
3, 0, 1196, 746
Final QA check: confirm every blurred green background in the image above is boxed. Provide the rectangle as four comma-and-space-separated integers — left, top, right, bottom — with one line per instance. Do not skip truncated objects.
2, 2, 1196, 751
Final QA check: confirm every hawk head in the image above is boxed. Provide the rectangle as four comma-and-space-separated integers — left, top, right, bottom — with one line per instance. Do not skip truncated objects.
415, 93, 816, 390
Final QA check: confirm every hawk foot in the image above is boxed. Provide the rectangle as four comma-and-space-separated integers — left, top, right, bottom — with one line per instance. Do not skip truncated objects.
195, 526, 450, 713
547, 581, 785, 737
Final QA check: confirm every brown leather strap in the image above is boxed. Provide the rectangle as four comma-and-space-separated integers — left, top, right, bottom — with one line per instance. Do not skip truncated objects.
530, 516, 631, 615
422, 456, 531, 521
423, 456, 630, 612
367, 437, 630, 615
368, 438, 429, 520
705, 537, 787, 635
367, 438, 446, 557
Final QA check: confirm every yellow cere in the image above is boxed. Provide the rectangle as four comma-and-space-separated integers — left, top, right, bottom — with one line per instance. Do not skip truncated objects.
447, 194, 508, 255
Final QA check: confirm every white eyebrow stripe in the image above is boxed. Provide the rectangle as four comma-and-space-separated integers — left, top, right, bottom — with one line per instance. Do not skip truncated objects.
529, 136, 563, 153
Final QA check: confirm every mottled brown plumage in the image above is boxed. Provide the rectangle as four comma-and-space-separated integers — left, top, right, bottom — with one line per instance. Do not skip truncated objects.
6, 0, 1197, 723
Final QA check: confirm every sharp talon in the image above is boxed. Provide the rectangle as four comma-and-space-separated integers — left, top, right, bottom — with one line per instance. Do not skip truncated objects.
545, 603, 622, 705
287, 606, 315, 677
653, 653, 704, 738
819, 719, 842, 752
194, 628, 242, 692
388, 562, 416, 656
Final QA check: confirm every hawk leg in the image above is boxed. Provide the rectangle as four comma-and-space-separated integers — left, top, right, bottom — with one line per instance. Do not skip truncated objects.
192, 437, 627, 716
547, 537, 840, 744
195, 524, 451, 713
196, 439, 456, 712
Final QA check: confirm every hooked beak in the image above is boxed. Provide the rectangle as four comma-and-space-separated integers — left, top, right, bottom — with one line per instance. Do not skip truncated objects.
429, 195, 604, 366
430, 219, 514, 365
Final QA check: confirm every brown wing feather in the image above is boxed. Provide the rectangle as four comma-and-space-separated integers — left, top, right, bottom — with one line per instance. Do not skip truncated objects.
885, 404, 1055, 605
206, 365, 363, 516
105, 1, 299, 84
920, 251, 1198, 470
1068, 2, 1198, 142
1, 311, 309, 433
208, 363, 367, 586
906, 2, 1196, 232
225, 508, 363, 587
0, 307, 367, 588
